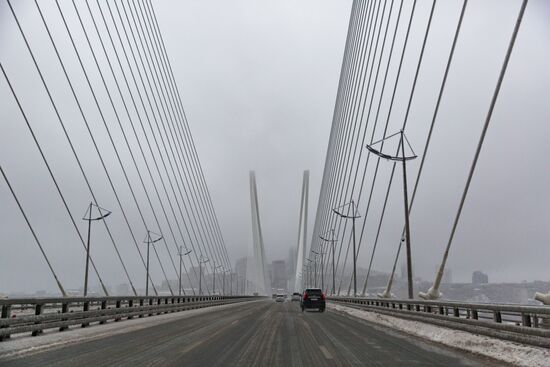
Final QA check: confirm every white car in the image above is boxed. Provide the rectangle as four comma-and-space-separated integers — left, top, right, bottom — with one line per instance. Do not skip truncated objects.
275, 294, 285, 302
291, 292, 301, 301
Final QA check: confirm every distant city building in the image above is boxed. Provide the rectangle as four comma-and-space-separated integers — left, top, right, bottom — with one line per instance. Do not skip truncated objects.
115, 283, 130, 296
435, 267, 453, 284
472, 271, 489, 285
271, 260, 287, 291
235, 257, 247, 293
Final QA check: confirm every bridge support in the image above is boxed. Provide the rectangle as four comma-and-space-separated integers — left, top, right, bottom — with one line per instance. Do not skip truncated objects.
535, 292, 550, 305
377, 289, 394, 299
294, 170, 309, 293
248, 171, 270, 295
535, 292, 550, 328
419, 285, 442, 301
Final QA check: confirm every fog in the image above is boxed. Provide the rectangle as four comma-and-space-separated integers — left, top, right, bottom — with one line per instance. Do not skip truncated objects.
0, 0, 549, 295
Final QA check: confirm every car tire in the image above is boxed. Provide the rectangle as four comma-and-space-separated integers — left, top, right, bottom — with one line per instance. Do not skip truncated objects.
301, 307, 304, 312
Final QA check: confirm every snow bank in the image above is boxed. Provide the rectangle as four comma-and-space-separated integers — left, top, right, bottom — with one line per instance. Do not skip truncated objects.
329, 303, 550, 367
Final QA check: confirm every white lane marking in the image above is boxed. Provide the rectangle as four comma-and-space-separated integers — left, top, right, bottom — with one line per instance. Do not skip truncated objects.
319, 345, 333, 360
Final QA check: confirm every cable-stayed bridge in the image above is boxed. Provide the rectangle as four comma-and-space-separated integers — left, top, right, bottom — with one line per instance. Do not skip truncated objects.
0, 0, 549, 366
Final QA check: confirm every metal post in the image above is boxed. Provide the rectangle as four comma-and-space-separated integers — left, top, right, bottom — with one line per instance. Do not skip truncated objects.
146, 233, 151, 297
402, 135, 413, 299
366, 130, 417, 299
321, 247, 324, 291
82, 203, 111, 297
352, 206, 357, 297
84, 202, 92, 297
198, 256, 209, 295
178, 246, 182, 296
314, 256, 318, 287
177, 247, 191, 296
332, 229, 336, 295
213, 264, 216, 295
332, 202, 360, 297
143, 231, 163, 297
306, 259, 313, 289
313, 248, 325, 292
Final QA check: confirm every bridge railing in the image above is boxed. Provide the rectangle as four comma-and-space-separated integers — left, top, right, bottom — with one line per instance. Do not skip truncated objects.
328, 296, 550, 348
0, 295, 260, 341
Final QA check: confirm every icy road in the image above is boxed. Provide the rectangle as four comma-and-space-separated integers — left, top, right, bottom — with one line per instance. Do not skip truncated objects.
0, 300, 503, 366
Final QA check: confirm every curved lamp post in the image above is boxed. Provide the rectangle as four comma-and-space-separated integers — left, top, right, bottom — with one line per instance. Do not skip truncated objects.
143, 230, 163, 296
177, 247, 192, 296
367, 130, 417, 299
333, 201, 360, 297
82, 202, 111, 297
320, 229, 337, 295
198, 256, 209, 295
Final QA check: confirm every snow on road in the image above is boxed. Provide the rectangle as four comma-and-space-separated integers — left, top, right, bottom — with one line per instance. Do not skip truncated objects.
329, 303, 550, 367
0, 300, 259, 360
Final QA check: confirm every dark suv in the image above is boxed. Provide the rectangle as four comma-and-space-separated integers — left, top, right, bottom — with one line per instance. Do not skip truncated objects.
300, 288, 326, 312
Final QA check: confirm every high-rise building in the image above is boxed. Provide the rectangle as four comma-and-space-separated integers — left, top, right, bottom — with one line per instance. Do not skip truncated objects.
434, 267, 453, 284
235, 257, 247, 293
472, 271, 489, 285
271, 260, 287, 291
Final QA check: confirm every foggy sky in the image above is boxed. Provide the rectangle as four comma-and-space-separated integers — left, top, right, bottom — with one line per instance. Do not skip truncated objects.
0, 0, 549, 294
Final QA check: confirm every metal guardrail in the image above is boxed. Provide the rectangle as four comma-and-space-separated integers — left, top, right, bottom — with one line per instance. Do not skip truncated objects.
328, 296, 550, 348
0, 295, 260, 341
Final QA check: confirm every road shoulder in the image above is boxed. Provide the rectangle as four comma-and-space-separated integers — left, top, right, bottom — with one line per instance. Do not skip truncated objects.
328, 302, 550, 367
0, 300, 262, 361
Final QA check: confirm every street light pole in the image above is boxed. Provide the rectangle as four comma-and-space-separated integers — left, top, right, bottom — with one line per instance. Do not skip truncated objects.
401, 136, 414, 299
146, 234, 150, 296
223, 269, 226, 295
331, 229, 336, 295
313, 254, 318, 287
333, 201, 360, 296
320, 229, 337, 295
352, 209, 357, 297
366, 130, 417, 299
319, 228, 336, 295
313, 249, 324, 291
84, 203, 92, 297
306, 259, 313, 288
199, 256, 209, 295
177, 247, 192, 296
213, 264, 222, 295
82, 202, 111, 297
143, 231, 163, 296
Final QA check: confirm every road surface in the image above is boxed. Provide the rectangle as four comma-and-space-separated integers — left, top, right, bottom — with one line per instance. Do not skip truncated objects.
0, 300, 501, 366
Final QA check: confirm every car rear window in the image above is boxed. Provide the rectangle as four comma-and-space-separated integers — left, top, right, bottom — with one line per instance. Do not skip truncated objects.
306, 289, 322, 296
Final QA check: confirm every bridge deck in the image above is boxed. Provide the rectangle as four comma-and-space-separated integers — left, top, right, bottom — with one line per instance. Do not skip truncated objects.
1, 300, 501, 366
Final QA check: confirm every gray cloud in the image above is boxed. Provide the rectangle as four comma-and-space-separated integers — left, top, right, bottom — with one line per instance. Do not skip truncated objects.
0, 0, 548, 295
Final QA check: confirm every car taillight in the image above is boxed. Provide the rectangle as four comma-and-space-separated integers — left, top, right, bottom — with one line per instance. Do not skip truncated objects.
321, 293, 326, 300
303, 293, 308, 301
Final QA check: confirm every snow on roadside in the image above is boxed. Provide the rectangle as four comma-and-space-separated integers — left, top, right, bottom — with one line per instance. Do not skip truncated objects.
328, 303, 550, 367
0, 300, 259, 360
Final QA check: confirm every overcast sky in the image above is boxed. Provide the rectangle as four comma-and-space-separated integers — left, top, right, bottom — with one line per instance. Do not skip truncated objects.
0, 0, 549, 294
